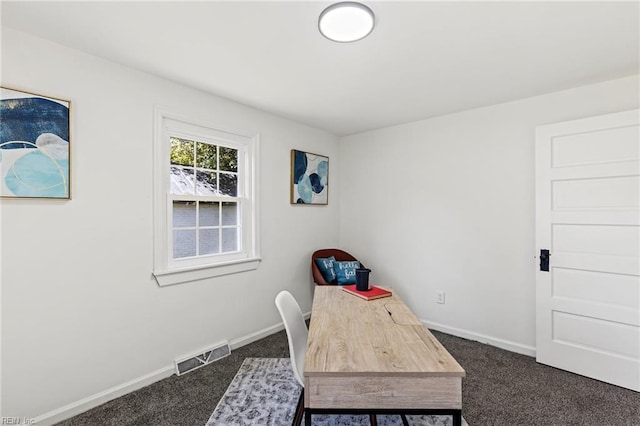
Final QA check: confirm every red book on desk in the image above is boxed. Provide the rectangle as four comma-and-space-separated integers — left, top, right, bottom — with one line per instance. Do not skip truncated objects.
342, 284, 392, 301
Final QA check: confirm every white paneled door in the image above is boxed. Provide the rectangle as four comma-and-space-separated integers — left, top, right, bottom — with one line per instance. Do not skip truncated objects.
535, 109, 640, 391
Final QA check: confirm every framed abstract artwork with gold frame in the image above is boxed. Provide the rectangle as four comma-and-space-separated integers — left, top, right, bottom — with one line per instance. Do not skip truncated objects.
0, 86, 71, 199
290, 149, 328, 205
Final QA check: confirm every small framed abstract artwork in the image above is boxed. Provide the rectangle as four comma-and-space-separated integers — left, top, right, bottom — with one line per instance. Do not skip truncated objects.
290, 149, 328, 204
0, 86, 71, 199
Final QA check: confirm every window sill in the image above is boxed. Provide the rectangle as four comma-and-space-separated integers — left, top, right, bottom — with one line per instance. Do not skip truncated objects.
153, 257, 261, 287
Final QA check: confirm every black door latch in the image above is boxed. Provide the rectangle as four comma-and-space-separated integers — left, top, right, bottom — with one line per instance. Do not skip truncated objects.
540, 249, 550, 272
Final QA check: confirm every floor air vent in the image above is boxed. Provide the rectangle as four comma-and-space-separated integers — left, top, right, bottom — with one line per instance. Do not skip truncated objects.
175, 341, 230, 375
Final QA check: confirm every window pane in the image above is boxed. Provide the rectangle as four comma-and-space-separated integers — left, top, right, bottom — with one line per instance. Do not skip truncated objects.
221, 202, 237, 225
196, 142, 217, 169
199, 228, 220, 255
219, 146, 238, 172
200, 202, 220, 226
170, 167, 195, 195
170, 138, 194, 166
196, 170, 217, 196
221, 228, 238, 252
173, 229, 196, 258
219, 173, 237, 196
173, 201, 196, 227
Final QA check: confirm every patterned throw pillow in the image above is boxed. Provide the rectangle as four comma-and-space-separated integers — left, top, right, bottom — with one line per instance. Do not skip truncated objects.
333, 260, 360, 285
315, 256, 337, 283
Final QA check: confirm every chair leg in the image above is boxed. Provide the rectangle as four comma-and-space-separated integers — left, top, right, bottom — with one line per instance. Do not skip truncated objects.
292, 389, 305, 426
369, 414, 377, 426
400, 414, 410, 426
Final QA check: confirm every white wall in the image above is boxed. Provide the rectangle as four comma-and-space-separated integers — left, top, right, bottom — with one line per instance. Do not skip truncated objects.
0, 28, 339, 421
338, 74, 639, 354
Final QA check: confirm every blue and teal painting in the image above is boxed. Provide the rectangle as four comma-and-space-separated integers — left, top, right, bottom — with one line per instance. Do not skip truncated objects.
0, 88, 70, 198
291, 149, 328, 204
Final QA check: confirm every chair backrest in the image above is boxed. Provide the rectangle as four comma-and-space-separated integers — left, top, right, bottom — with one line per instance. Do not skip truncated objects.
275, 290, 308, 387
311, 248, 366, 285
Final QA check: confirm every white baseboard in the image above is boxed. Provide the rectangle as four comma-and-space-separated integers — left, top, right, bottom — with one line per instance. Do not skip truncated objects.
229, 311, 310, 350
32, 311, 312, 425
422, 319, 537, 357
32, 365, 174, 426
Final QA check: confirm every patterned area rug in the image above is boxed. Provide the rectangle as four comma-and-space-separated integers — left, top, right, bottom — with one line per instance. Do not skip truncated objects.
206, 358, 468, 426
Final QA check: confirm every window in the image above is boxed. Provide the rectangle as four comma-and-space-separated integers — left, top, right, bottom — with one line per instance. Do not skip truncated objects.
153, 109, 260, 286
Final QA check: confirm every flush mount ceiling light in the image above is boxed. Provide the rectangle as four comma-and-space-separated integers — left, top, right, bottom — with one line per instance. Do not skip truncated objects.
318, 2, 375, 43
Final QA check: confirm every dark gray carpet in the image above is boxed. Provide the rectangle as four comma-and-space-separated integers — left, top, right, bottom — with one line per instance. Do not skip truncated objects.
56, 330, 640, 426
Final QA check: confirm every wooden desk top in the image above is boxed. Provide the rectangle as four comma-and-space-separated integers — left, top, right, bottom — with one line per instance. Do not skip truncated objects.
305, 286, 465, 378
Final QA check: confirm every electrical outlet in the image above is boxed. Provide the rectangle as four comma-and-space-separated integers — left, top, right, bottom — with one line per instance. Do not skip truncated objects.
437, 291, 446, 304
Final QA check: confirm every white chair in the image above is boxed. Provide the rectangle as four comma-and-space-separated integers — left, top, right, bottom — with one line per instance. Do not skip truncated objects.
275, 290, 308, 426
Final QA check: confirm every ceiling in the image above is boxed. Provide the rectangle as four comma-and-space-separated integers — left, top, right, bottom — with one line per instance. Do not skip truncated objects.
2, 1, 638, 136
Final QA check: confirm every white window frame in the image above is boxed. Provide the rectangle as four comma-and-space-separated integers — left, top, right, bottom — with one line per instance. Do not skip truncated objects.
153, 107, 260, 286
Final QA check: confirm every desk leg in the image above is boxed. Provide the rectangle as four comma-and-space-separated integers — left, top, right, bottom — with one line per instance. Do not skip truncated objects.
304, 408, 311, 426
453, 410, 462, 426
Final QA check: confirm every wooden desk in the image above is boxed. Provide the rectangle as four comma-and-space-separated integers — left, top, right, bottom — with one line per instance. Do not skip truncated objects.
304, 286, 465, 425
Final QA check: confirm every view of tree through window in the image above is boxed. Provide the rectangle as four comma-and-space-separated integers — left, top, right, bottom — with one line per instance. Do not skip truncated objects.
170, 137, 238, 196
